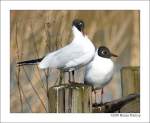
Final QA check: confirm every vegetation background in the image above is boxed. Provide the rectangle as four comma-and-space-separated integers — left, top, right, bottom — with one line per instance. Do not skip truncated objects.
10, 10, 140, 112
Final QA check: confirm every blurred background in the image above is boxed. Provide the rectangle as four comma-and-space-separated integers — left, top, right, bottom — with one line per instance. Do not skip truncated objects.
10, 10, 140, 112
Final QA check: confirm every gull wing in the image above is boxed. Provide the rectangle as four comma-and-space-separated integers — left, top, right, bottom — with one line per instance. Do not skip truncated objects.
38, 42, 85, 69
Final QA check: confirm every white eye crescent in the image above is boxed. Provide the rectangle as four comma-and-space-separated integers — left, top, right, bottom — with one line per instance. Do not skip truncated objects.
79, 22, 82, 25
102, 50, 106, 55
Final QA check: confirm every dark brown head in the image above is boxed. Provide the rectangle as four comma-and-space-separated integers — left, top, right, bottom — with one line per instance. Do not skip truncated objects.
97, 46, 118, 58
72, 19, 84, 33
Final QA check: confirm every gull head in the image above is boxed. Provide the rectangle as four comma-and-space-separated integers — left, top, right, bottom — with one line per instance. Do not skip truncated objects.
97, 46, 118, 58
72, 19, 84, 34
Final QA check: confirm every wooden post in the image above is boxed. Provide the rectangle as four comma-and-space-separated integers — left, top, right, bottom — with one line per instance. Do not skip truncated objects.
48, 83, 92, 113
120, 66, 140, 112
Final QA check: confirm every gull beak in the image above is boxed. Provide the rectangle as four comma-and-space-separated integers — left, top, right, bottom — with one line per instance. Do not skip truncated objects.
111, 53, 118, 57
81, 27, 85, 36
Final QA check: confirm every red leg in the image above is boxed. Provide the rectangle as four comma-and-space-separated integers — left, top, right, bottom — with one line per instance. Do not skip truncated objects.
68, 72, 71, 83
94, 90, 97, 104
100, 88, 104, 104
72, 71, 75, 82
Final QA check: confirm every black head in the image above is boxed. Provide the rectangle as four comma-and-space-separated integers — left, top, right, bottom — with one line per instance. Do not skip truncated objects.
72, 19, 84, 32
97, 46, 118, 58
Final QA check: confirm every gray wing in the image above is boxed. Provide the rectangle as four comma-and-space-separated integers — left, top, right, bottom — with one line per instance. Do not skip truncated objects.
38, 42, 85, 69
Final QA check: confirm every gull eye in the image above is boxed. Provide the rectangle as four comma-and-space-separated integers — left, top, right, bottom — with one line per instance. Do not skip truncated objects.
78, 22, 82, 27
102, 50, 107, 55
79, 22, 82, 25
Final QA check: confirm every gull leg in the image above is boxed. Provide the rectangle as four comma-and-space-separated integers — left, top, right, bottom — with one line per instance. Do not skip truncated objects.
68, 72, 71, 83
100, 88, 104, 104
72, 71, 75, 83
94, 90, 97, 104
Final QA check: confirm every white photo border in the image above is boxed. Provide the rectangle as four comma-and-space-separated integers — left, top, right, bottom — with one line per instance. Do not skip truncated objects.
0, 1, 149, 123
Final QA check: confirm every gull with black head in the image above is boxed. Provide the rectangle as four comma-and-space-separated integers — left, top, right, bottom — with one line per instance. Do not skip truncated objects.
17, 19, 95, 83
84, 46, 118, 104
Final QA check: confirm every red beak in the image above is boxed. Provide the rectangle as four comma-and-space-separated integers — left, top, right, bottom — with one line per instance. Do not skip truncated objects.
81, 28, 85, 36
111, 53, 118, 57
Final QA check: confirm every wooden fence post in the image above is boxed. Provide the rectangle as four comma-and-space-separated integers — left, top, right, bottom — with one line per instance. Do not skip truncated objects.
48, 83, 92, 113
120, 66, 140, 112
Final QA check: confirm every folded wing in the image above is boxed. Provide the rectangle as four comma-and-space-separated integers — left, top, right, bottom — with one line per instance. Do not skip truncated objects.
38, 42, 86, 70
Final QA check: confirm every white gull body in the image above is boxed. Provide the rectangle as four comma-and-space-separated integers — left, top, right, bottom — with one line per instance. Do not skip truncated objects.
39, 26, 95, 71
84, 51, 114, 90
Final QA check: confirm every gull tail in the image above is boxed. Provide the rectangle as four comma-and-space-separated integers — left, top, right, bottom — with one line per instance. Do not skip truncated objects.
17, 57, 44, 66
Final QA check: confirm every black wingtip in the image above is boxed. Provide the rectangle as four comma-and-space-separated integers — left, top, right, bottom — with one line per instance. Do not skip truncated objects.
16, 57, 44, 66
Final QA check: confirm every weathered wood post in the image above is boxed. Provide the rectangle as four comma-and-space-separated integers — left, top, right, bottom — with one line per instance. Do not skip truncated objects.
120, 66, 140, 112
48, 83, 92, 113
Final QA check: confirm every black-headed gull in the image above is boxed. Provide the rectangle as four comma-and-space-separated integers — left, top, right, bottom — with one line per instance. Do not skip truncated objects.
84, 46, 118, 104
17, 19, 95, 82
